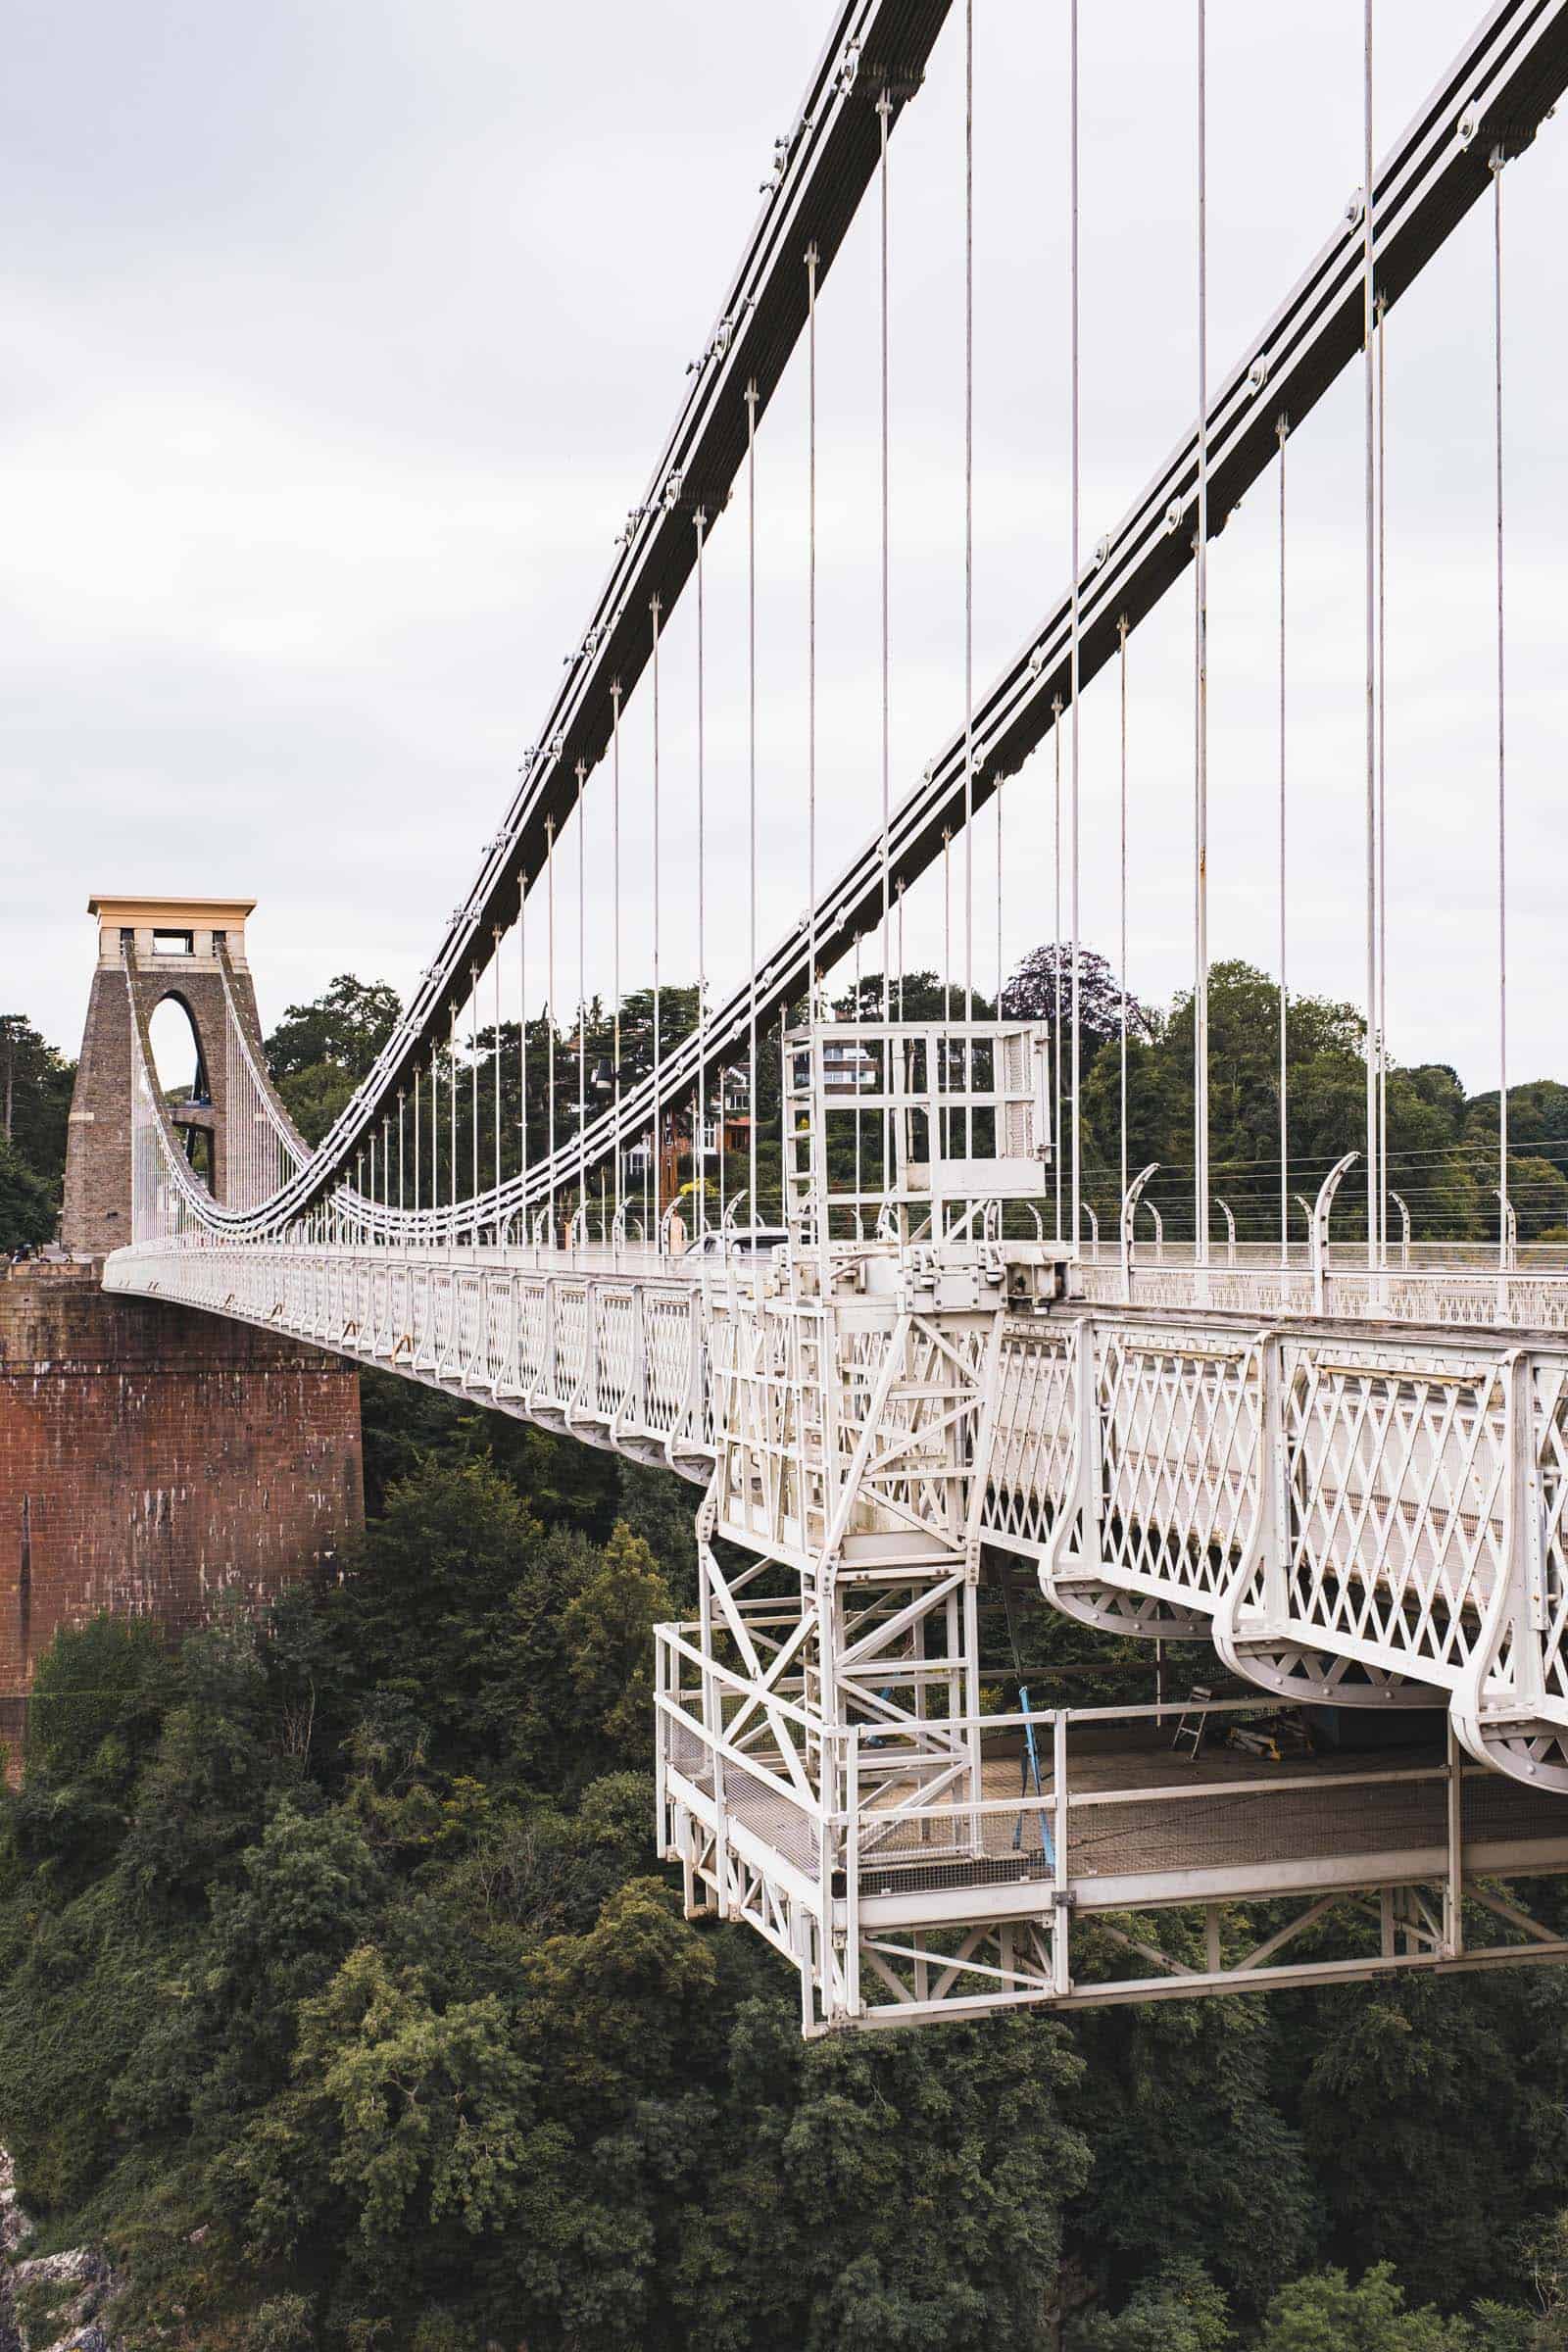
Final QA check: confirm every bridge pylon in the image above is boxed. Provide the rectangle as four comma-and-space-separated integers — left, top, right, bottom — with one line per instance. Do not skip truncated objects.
61, 895, 264, 1255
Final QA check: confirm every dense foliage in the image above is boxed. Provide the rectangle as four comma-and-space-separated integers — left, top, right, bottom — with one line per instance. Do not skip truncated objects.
265, 977, 403, 1149
274, 953, 1568, 1249
3, 1388, 1568, 2347
6, 965, 1568, 2343
0, 1012, 74, 1250
0, 1433, 1094, 2350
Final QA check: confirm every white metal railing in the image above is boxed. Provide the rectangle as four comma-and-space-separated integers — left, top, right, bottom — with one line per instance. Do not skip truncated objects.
111, 1179, 1568, 1783
106, 1234, 712, 1473
1076, 1252, 1568, 1333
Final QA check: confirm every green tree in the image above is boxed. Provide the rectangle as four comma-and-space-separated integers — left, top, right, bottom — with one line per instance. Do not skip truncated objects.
1254, 2263, 1475, 2351
288, 1944, 534, 2244
1295, 1974, 1568, 2309
264, 976, 401, 1146
0, 1011, 74, 1189
23, 1614, 174, 1785
664, 1997, 1091, 2352
114, 1614, 276, 1911
0, 1130, 57, 1250
561, 1523, 674, 1761
1506, 1156, 1568, 1242
1472, 2210, 1568, 2350
1074, 2259, 1232, 2352
1068, 1985, 1317, 2312
1004, 942, 1146, 1060
1075, 958, 1492, 1245
322, 1455, 542, 1768
115, 1802, 385, 2139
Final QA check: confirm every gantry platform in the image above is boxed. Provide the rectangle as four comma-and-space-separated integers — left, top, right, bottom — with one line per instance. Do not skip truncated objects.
657, 1668, 1568, 2029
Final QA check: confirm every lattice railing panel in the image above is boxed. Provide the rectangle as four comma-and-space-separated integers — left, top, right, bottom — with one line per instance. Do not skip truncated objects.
984, 1323, 1077, 1544
1095, 1331, 1261, 1610
1535, 1361, 1568, 1708
1282, 1350, 1508, 1681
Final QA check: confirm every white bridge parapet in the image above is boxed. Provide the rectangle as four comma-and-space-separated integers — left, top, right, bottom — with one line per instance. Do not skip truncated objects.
105, 1234, 1568, 1803
1076, 1251, 1568, 1335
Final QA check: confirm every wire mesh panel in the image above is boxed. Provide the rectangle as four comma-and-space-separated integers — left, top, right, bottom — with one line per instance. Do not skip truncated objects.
482, 1277, 512, 1393
644, 1291, 700, 1435
552, 1283, 590, 1405
515, 1281, 548, 1391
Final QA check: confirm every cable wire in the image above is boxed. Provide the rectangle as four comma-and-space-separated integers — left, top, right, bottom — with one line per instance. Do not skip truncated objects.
612, 680, 622, 1236
807, 243, 819, 1017
1069, 0, 1083, 1251
546, 824, 556, 1243
576, 766, 587, 1239
963, 0, 975, 1049
651, 597, 662, 1237
696, 507, 708, 1237
1194, 0, 1211, 1266
1493, 147, 1509, 1271
1362, 0, 1380, 1264
746, 381, 760, 1231
1278, 413, 1290, 1261
1118, 615, 1129, 1222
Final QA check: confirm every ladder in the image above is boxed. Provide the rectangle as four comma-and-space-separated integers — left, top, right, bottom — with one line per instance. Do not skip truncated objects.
1171, 1685, 1213, 1759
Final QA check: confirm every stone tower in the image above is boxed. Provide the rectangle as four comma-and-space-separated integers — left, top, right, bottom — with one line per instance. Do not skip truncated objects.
61, 894, 266, 1254
1, 898, 364, 1754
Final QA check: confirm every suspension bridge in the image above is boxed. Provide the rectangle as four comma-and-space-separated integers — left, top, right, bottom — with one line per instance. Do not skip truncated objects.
70, 0, 1568, 2029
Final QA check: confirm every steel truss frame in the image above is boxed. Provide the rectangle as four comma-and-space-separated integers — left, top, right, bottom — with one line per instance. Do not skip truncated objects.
657, 1663, 1568, 2030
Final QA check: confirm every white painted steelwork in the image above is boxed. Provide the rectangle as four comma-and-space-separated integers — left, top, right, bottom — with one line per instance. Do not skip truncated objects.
657, 1678, 1568, 2030
1081, 1246, 1568, 1333
94, 0, 1568, 2025
111, 985, 1568, 1808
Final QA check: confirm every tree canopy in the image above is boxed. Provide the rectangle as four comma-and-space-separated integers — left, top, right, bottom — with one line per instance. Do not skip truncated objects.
264, 976, 402, 1147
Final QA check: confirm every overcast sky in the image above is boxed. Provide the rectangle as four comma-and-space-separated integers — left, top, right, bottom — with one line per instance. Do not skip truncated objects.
5, 0, 1564, 1098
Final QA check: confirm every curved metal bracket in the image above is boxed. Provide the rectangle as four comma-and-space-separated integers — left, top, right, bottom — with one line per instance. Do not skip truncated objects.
1120, 1161, 1159, 1302
1389, 1189, 1411, 1268
1311, 1152, 1358, 1314
1495, 1186, 1518, 1270
1214, 1195, 1236, 1266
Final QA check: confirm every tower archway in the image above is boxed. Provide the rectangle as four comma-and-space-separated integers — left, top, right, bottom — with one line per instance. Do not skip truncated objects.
61, 896, 264, 1254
